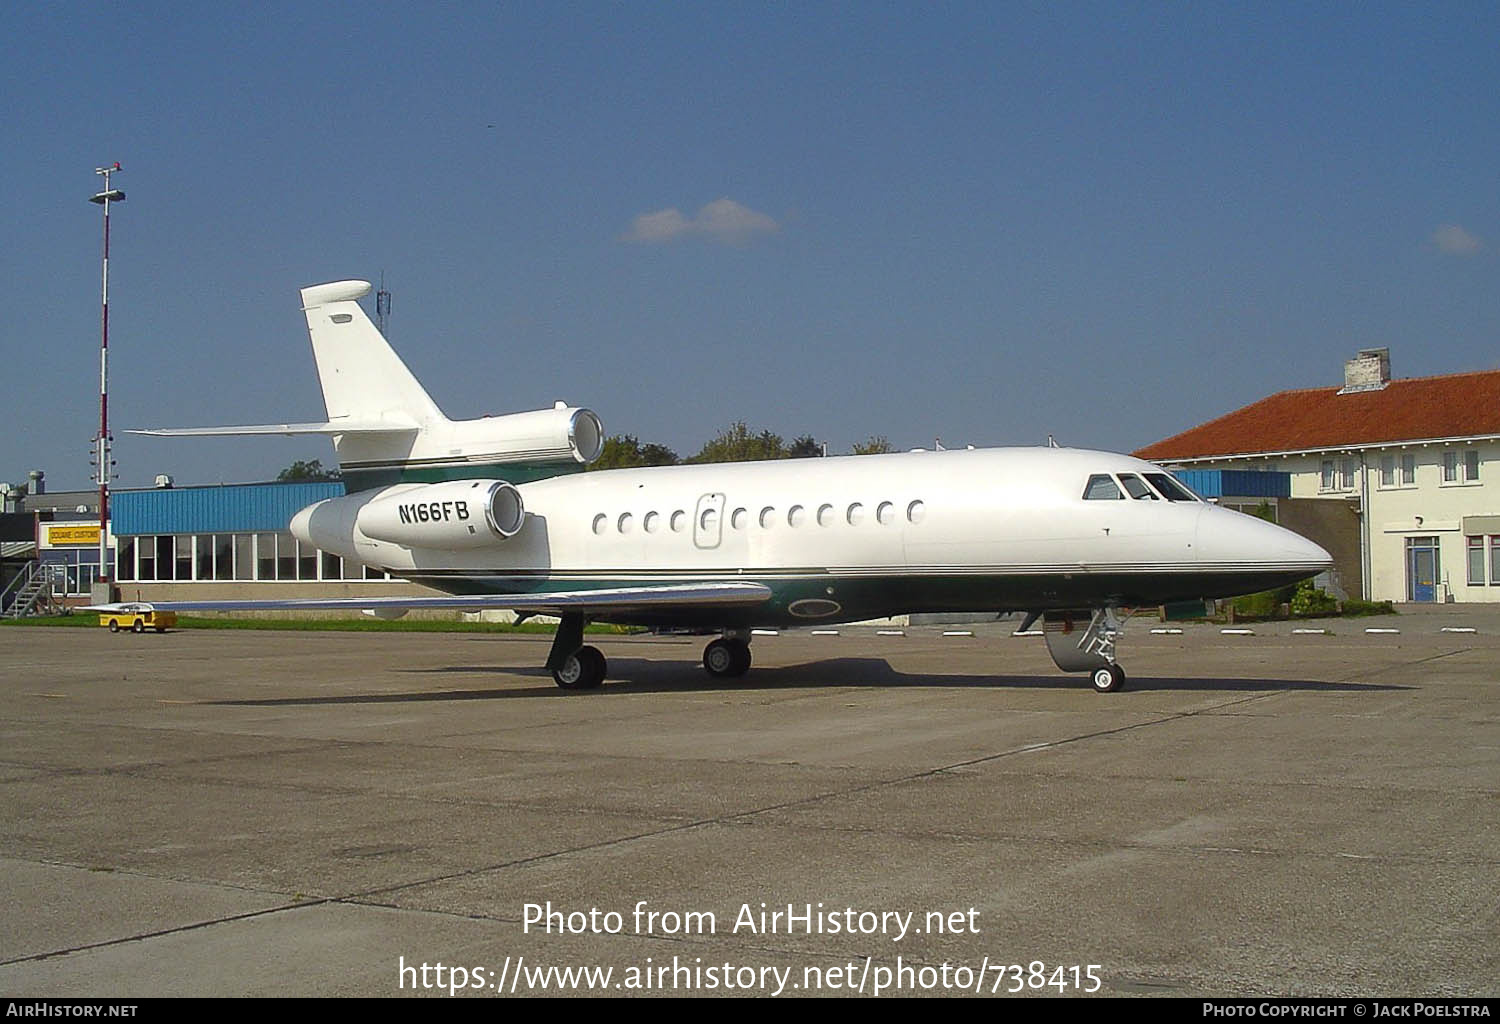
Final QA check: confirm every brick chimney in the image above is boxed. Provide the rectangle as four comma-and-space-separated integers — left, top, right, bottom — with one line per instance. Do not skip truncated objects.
1337, 348, 1391, 394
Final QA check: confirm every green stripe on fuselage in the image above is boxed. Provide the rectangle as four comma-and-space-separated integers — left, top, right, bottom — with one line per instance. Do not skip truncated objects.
401, 567, 1317, 630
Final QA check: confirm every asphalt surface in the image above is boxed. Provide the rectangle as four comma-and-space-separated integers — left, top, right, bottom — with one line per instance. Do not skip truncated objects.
1, 608, 1495, 997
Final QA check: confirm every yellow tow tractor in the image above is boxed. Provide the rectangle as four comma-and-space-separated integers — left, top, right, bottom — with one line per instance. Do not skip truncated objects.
99, 605, 177, 634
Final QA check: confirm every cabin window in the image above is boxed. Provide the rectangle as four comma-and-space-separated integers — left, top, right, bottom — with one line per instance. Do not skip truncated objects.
1144, 473, 1199, 502
730, 507, 747, 530
907, 500, 925, 524
699, 508, 718, 532
788, 505, 807, 527
617, 512, 634, 534
817, 504, 835, 527
847, 502, 865, 525
592, 514, 607, 536
1118, 475, 1156, 500
670, 510, 687, 532
759, 506, 776, 528
876, 501, 895, 525
1083, 475, 1122, 500
643, 511, 660, 533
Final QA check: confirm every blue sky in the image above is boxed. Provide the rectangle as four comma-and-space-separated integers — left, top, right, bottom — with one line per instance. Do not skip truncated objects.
4, 2, 1497, 490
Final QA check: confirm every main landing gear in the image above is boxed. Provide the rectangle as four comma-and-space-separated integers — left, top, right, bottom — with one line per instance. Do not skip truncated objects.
703, 634, 752, 678
547, 613, 606, 690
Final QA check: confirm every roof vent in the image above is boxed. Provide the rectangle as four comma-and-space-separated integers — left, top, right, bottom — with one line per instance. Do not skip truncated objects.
1338, 348, 1391, 394
154, 474, 174, 489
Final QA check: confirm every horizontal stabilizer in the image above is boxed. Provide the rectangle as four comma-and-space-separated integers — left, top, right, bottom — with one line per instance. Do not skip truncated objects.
81, 582, 773, 616
130, 421, 419, 437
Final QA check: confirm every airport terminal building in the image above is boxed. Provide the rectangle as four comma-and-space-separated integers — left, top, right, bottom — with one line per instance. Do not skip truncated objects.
5, 478, 425, 613
1136, 349, 1500, 604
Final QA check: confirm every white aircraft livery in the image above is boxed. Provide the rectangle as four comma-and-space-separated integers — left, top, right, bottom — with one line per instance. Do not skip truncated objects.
112, 279, 1333, 693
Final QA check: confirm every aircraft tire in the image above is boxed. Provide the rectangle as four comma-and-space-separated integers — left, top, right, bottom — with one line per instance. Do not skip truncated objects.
704, 638, 751, 678
553, 646, 606, 690
1091, 664, 1125, 694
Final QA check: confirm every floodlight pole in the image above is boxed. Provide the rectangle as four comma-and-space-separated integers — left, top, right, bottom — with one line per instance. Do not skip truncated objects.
90, 163, 124, 588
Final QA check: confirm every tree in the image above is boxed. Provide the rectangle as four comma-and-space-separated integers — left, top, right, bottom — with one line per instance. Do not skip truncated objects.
277, 459, 341, 481
787, 435, 823, 458
591, 435, 680, 471
688, 422, 787, 463
850, 436, 894, 456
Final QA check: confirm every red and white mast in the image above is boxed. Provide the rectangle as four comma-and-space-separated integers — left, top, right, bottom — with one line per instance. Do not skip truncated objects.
89, 163, 124, 589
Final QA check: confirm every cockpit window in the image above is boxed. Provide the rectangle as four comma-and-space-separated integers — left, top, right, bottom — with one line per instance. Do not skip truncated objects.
1118, 473, 1157, 500
1145, 472, 1200, 502
1083, 474, 1123, 500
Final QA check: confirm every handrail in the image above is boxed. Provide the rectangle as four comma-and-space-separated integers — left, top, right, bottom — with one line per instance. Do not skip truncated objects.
1, 561, 38, 610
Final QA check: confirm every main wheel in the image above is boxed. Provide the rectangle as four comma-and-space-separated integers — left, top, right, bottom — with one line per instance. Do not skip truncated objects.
553, 645, 606, 690
1091, 664, 1126, 693
703, 638, 751, 677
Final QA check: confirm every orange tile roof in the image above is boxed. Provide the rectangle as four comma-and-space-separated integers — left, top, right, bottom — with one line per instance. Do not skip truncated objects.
1134, 370, 1500, 461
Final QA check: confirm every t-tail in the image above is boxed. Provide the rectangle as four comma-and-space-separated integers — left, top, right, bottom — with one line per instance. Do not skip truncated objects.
133, 279, 604, 491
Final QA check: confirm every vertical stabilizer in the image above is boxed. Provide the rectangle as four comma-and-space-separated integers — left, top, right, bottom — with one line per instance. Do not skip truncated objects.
299, 280, 447, 426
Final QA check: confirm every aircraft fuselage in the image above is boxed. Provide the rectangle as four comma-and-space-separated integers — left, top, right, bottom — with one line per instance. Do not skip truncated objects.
293, 446, 1329, 628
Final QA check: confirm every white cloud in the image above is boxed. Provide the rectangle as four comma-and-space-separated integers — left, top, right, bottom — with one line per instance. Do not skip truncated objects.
1431, 224, 1482, 255
622, 198, 780, 245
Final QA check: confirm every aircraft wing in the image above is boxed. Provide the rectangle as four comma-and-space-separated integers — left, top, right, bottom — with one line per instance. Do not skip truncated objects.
81, 581, 773, 616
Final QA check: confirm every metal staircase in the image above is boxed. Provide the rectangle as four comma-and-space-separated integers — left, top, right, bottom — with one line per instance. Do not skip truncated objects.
2, 562, 68, 618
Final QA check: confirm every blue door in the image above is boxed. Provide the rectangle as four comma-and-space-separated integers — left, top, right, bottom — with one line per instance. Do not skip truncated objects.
1406, 537, 1439, 602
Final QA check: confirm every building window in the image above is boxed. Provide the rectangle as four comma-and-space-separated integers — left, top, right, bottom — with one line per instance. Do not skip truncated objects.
1469, 536, 1486, 585
1443, 449, 1480, 485
1378, 454, 1416, 488
195, 535, 214, 581
1321, 458, 1356, 492
1492, 537, 1500, 586
234, 535, 253, 580
117, 538, 136, 582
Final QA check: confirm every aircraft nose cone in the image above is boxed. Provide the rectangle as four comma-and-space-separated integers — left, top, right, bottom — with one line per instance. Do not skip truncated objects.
1196, 506, 1333, 570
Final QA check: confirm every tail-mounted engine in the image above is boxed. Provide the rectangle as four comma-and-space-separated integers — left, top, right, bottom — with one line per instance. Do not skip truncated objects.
354, 479, 525, 549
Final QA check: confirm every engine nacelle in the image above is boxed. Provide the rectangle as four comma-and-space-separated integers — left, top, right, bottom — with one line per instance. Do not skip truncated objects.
354, 479, 525, 549
467, 405, 604, 465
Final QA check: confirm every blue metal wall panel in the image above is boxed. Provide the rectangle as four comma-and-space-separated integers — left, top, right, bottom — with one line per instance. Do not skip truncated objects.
1172, 469, 1289, 500
113, 482, 346, 536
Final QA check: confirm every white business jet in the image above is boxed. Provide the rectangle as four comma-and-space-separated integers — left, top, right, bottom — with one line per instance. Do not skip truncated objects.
116, 280, 1331, 693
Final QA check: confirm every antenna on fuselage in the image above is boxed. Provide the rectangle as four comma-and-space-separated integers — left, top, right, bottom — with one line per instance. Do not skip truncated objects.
375, 271, 392, 337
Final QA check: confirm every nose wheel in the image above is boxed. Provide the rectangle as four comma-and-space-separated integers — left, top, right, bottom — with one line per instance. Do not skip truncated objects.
1091, 664, 1126, 693
703, 637, 752, 677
